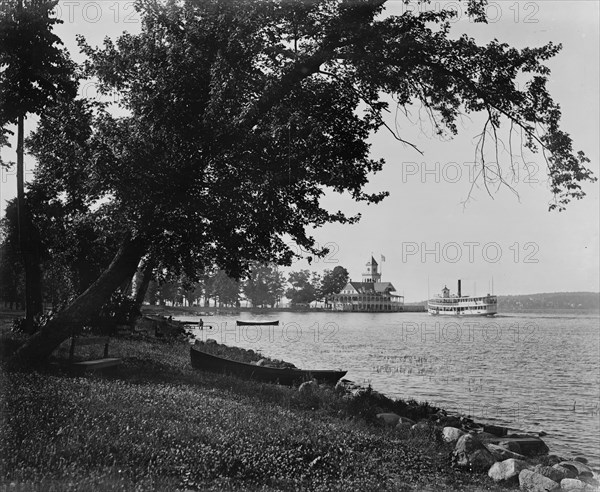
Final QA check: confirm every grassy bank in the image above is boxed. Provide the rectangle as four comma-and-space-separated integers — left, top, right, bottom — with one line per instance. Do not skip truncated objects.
0, 318, 511, 491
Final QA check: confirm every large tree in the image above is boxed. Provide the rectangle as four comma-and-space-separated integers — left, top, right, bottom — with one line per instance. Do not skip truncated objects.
0, 201, 24, 309
243, 263, 286, 308
287, 270, 321, 306
212, 270, 241, 308
9, 0, 595, 367
0, 0, 77, 332
321, 266, 350, 306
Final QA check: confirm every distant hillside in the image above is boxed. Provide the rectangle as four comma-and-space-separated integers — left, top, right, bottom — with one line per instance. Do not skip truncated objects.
412, 292, 600, 312
497, 292, 599, 312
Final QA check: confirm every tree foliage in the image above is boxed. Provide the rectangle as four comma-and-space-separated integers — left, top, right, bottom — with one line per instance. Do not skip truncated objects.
286, 269, 321, 306
243, 263, 285, 308
74, 0, 593, 281
0, 0, 77, 123
0, 197, 112, 310
7, 0, 596, 366
211, 270, 241, 307
320, 266, 350, 303
0, 0, 78, 330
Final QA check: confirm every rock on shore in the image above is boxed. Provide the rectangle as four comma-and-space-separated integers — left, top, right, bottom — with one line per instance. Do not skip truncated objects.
442, 426, 465, 444
488, 458, 528, 483
301, 378, 600, 490
519, 469, 561, 492
452, 434, 496, 471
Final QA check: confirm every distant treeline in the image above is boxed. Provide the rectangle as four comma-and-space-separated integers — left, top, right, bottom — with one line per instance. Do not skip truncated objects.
496, 292, 600, 312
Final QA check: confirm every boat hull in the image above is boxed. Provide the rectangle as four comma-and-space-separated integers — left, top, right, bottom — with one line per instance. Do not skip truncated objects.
428, 310, 496, 317
236, 320, 279, 326
190, 347, 346, 386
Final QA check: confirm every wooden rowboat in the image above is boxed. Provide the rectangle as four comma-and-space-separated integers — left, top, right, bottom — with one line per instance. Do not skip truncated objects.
236, 319, 279, 326
190, 346, 346, 386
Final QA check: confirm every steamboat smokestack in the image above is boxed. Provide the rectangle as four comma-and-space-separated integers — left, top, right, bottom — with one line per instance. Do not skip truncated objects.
458, 279, 461, 298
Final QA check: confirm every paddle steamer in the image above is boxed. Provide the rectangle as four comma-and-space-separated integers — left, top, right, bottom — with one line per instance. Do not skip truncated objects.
428, 280, 497, 316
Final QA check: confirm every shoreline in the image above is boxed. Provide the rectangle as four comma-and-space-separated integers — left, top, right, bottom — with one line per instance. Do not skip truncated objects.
138, 304, 600, 316
158, 305, 600, 467
189, 334, 600, 484
153, 306, 600, 465
1, 313, 598, 490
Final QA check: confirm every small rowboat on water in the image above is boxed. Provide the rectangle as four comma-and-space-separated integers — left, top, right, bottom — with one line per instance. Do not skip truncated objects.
236, 320, 279, 326
190, 346, 346, 386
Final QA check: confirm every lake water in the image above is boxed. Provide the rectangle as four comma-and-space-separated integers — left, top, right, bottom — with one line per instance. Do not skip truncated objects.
177, 311, 600, 468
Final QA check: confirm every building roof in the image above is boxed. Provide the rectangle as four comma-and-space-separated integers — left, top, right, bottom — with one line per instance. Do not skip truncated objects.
345, 281, 396, 293
366, 256, 378, 266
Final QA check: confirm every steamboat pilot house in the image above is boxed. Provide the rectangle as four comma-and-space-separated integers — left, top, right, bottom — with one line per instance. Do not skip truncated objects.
331, 257, 404, 312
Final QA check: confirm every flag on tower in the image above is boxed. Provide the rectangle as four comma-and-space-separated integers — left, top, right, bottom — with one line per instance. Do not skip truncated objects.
380, 254, 386, 262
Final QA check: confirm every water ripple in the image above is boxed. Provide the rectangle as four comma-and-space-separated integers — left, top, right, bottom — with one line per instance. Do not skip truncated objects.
181, 311, 600, 467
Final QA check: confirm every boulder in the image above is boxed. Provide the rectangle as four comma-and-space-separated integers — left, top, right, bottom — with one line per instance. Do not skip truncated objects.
438, 415, 462, 428
482, 436, 549, 456
485, 443, 527, 461
443, 426, 466, 444
518, 469, 561, 492
488, 458, 528, 483
298, 380, 318, 395
581, 476, 600, 488
453, 434, 497, 471
498, 440, 522, 454
558, 461, 594, 477
468, 449, 498, 471
395, 422, 413, 432
544, 455, 564, 466
560, 478, 591, 491
483, 424, 508, 437
376, 413, 400, 427
552, 464, 578, 479
474, 431, 499, 442
532, 464, 569, 483
573, 456, 588, 464
205, 338, 217, 345
411, 421, 431, 432
334, 380, 349, 394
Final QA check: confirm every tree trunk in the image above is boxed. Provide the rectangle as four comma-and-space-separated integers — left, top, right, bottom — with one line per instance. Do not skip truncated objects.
16, 115, 44, 333
8, 236, 147, 369
129, 256, 155, 324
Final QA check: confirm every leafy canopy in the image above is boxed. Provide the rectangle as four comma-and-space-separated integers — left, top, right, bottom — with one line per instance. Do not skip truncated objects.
321, 266, 350, 299
0, 0, 77, 131
28, 0, 594, 282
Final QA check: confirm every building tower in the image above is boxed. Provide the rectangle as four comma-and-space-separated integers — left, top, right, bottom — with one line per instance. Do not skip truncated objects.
362, 256, 381, 283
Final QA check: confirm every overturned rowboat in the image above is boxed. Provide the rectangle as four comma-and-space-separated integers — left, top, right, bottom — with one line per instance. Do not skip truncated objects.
190, 346, 346, 386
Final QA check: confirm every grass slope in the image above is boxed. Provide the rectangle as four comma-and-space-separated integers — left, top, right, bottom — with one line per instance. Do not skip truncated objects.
1, 329, 510, 491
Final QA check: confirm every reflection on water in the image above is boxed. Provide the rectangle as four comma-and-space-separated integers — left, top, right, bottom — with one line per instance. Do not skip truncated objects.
178, 311, 600, 467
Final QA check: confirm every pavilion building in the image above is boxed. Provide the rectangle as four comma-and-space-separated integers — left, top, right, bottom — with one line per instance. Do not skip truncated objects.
330, 256, 404, 312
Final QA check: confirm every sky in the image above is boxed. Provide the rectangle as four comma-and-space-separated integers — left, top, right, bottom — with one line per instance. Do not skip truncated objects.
1, 0, 598, 302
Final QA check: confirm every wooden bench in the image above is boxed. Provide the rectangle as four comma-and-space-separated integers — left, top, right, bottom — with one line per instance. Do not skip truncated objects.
68, 335, 122, 372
